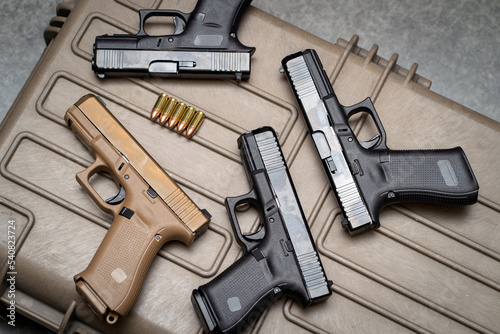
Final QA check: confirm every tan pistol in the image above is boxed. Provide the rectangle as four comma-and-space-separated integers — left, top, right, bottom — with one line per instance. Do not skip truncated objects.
65, 94, 211, 324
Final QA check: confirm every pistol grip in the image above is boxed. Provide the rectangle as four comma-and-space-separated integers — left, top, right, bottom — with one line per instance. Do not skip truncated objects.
74, 212, 165, 324
349, 147, 479, 235
192, 251, 284, 334
76, 155, 121, 217
381, 147, 479, 205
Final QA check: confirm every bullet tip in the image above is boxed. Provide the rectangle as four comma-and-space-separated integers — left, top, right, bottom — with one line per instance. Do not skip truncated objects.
151, 109, 161, 121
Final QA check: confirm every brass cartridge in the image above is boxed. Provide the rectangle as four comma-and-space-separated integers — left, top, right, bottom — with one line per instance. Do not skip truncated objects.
159, 97, 177, 125
168, 102, 187, 129
186, 110, 205, 138
151, 93, 168, 121
176, 106, 196, 133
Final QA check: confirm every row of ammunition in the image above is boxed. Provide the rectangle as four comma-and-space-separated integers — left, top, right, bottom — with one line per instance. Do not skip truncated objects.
150, 93, 205, 138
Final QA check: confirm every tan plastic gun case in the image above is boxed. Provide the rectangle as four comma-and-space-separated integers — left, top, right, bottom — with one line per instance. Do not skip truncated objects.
1, 0, 499, 333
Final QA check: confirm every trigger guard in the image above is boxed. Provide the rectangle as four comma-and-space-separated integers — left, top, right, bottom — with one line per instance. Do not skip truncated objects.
343, 97, 375, 118
137, 9, 190, 37
343, 97, 388, 150
225, 189, 262, 253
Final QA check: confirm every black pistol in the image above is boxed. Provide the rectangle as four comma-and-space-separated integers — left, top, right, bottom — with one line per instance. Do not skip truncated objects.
192, 127, 332, 334
92, 0, 255, 81
281, 49, 479, 235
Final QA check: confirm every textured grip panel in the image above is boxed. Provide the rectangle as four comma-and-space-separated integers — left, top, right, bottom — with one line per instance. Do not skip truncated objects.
386, 148, 479, 205
96, 216, 149, 301
194, 251, 282, 333
353, 147, 479, 232
75, 214, 163, 321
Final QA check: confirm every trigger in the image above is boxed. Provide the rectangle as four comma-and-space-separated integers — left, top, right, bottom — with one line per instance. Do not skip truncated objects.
359, 134, 380, 149
173, 16, 184, 35
243, 227, 266, 242
105, 186, 126, 205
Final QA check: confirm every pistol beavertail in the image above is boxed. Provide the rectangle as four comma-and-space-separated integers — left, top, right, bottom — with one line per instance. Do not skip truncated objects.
192, 127, 331, 334
65, 94, 211, 323
281, 49, 479, 235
